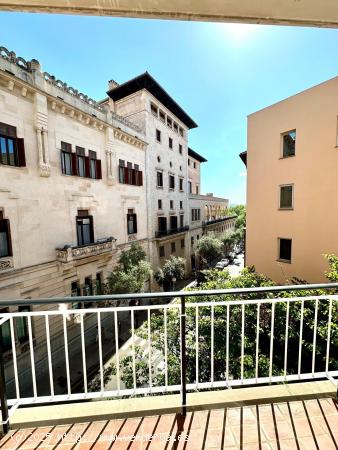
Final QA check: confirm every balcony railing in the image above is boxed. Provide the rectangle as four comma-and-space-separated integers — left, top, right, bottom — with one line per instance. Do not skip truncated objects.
155, 225, 189, 238
56, 237, 116, 263
202, 216, 236, 226
0, 283, 337, 433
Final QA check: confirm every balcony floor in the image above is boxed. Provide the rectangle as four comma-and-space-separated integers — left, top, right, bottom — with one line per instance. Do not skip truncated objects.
1, 398, 337, 449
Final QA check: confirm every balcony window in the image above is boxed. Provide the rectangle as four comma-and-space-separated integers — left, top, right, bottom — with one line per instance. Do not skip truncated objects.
0, 122, 25, 167
171, 242, 176, 253
282, 130, 296, 158
280, 185, 294, 209
169, 175, 175, 190
127, 210, 137, 235
191, 208, 201, 222
16, 306, 30, 344
61, 141, 73, 175
279, 238, 292, 262
0, 308, 11, 352
76, 146, 86, 177
156, 129, 161, 142
157, 171, 163, 188
179, 178, 184, 191
159, 246, 165, 258
169, 137, 173, 149
158, 216, 167, 233
170, 216, 178, 231
180, 215, 184, 228
76, 211, 94, 246
0, 212, 12, 258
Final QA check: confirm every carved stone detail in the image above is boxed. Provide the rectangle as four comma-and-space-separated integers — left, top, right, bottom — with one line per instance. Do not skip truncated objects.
56, 238, 116, 263
111, 111, 142, 133
0, 257, 13, 271
113, 129, 145, 150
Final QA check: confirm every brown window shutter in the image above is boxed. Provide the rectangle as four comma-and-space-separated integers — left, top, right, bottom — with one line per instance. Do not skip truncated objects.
124, 167, 129, 184
138, 171, 143, 186
84, 156, 90, 177
131, 168, 137, 185
71, 153, 78, 176
16, 138, 26, 167
133, 214, 137, 233
96, 160, 102, 179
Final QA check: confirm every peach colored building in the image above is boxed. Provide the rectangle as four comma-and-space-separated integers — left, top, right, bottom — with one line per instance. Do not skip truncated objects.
245, 76, 338, 283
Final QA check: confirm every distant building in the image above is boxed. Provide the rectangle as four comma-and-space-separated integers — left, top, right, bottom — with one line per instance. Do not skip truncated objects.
245, 76, 338, 283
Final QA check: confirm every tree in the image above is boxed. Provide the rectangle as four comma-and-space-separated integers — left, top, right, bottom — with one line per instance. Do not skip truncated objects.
228, 204, 246, 230
154, 256, 185, 291
105, 243, 151, 294
220, 230, 236, 255
195, 235, 223, 267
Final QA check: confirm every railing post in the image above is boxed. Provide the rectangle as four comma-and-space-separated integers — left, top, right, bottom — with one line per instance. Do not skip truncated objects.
180, 296, 187, 416
0, 324, 9, 435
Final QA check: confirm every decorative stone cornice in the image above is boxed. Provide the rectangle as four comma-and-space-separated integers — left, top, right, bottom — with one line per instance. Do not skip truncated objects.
56, 237, 116, 263
114, 129, 146, 150
111, 111, 142, 134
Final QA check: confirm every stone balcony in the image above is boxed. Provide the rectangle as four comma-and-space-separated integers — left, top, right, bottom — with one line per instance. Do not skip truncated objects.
56, 237, 116, 263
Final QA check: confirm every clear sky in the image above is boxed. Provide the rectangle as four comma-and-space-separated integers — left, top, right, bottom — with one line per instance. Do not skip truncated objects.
1, 13, 337, 204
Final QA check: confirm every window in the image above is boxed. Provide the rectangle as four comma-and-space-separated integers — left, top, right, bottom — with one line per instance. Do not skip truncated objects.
173, 122, 178, 133
282, 130, 296, 158
158, 217, 167, 234
71, 281, 81, 309
83, 276, 93, 299
169, 137, 173, 149
156, 129, 161, 142
76, 146, 86, 177
191, 209, 201, 222
0, 122, 25, 167
119, 159, 125, 183
96, 273, 103, 295
180, 215, 184, 228
151, 103, 158, 116
188, 159, 190, 166
179, 178, 184, 191
157, 156, 161, 163
196, 185, 199, 194
180, 201, 183, 209
157, 171, 163, 187
0, 212, 12, 258
169, 175, 175, 190
167, 117, 172, 128
119, 160, 142, 186
181, 238, 185, 248
188, 181, 192, 194
171, 242, 176, 253
197, 235, 199, 240
76, 211, 94, 246
16, 306, 30, 344
158, 199, 162, 209
191, 236, 194, 246
88, 150, 97, 179
61, 141, 72, 175
170, 216, 178, 230
127, 210, 137, 235
159, 110, 165, 122
0, 308, 11, 352
179, 144, 183, 154
279, 238, 292, 262
179, 127, 184, 137
170, 200, 174, 209
280, 185, 294, 209
159, 246, 165, 258
193, 162, 196, 168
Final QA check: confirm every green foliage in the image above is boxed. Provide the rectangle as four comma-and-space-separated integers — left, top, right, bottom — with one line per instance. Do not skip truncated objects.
154, 256, 186, 290
88, 363, 116, 392
118, 263, 338, 390
220, 230, 236, 255
105, 243, 151, 294
228, 204, 246, 230
324, 254, 338, 282
195, 234, 223, 267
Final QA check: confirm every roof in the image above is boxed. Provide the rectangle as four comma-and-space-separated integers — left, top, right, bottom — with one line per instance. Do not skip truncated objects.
188, 147, 207, 163
107, 72, 198, 129
239, 151, 247, 166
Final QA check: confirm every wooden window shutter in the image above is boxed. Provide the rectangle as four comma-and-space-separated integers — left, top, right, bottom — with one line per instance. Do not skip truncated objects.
84, 156, 90, 178
133, 214, 137, 233
16, 138, 26, 167
96, 160, 102, 179
138, 171, 143, 186
71, 153, 77, 176
131, 168, 137, 185
124, 167, 129, 184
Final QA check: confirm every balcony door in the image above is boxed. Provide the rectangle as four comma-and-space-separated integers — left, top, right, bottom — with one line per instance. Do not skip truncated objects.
76, 211, 94, 246
158, 217, 167, 233
170, 216, 178, 231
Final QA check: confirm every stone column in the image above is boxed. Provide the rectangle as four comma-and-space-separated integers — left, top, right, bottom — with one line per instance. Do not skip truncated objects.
106, 128, 115, 186
36, 127, 44, 165
42, 129, 50, 165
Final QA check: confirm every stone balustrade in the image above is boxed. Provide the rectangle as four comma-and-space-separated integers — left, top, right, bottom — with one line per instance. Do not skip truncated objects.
56, 237, 116, 263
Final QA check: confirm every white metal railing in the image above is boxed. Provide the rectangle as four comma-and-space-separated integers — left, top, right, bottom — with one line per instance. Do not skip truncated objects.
0, 285, 337, 432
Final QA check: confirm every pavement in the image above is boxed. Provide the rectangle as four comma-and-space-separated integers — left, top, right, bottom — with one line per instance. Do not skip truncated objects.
226, 252, 244, 277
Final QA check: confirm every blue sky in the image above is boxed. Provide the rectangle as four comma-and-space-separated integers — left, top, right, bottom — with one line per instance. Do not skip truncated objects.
1, 13, 337, 204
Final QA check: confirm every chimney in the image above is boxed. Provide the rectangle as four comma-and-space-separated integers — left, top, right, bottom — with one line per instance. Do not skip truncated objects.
108, 79, 119, 91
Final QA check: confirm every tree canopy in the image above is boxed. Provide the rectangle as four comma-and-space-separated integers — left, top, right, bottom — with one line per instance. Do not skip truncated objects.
195, 234, 223, 267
